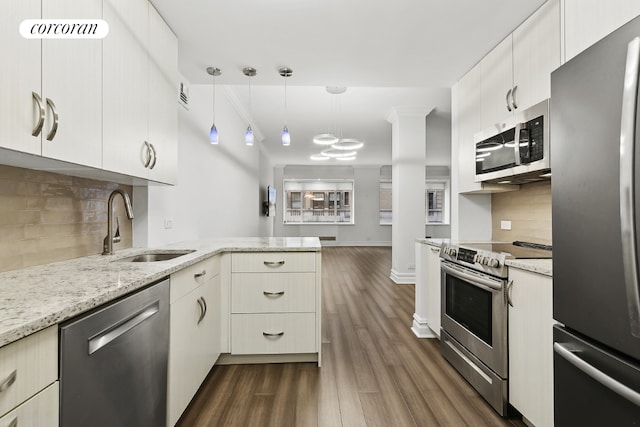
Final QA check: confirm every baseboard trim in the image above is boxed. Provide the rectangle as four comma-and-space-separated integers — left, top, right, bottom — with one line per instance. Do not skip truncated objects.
320, 241, 392, 247
216, 353, 319, 365
390, 269, 415, 284
412, 313, 438, 339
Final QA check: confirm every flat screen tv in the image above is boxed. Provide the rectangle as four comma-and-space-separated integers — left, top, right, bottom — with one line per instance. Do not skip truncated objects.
263, 185, 276, 217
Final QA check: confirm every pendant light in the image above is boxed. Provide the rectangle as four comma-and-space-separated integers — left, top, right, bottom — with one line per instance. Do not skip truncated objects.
279, 66, 293, 146
206, 67, 221, 144
243, 67, 257, 146
313, 86, 345, 145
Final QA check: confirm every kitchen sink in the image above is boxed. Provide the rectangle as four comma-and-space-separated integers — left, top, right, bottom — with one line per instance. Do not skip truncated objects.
116, 250, 195, 262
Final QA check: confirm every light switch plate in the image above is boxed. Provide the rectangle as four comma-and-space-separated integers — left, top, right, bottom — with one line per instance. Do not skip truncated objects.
164, 219, 173, 229
500, 220, 511, 230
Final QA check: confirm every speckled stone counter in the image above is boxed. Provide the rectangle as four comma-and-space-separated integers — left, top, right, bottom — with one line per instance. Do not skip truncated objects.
505, 258, 552, 277
415, 238, 449, 247
0, 237, 321, 348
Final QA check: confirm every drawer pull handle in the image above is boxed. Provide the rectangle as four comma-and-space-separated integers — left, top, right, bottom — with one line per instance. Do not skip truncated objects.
264, 260, 285, 267
0, 370, 17, 393
196, 297, 207, 325
194, 270, 207, 279
263, 331, 284, 337
263, 291, 285, 297
7, 417, 17, 427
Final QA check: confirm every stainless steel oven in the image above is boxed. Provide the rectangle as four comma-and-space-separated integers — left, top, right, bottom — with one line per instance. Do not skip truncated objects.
438, 241, 552, 416
440, 259, 508, 415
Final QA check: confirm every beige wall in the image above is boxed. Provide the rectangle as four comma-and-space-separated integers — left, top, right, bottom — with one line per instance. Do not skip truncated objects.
0, 165, 133, 273
491, 180, 552, 244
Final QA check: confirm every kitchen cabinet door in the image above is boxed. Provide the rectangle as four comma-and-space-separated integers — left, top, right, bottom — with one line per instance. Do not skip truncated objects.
565, 0, 640, 61
168, 272, 220, 427
103, 0, 150, 179
425, 244, 441, 337
0, 382, 59, 427
0, 0, 42, 155
457, 64, 483, 194
147, 5, 178, 185
512, 0, 561, 113
41, 0, 102, 168
508, 268, 554, 427
480, 36, 513, 129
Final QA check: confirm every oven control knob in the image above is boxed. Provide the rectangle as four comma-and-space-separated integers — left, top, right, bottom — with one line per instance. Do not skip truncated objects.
487, 258, 500, 268
446, 248, 456, 257
476, 255, 486, 265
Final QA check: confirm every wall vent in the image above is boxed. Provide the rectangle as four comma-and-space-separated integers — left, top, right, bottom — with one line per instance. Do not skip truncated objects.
319, 236, 336, 241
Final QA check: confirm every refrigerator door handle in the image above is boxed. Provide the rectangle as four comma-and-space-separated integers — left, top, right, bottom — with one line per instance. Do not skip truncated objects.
619, 36, 640, 338
554, 343, 640, 407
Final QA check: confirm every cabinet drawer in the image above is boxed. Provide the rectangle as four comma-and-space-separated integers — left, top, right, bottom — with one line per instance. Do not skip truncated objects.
0, 382, 58, 427
231, 313, 316, 355
231, 273, 315, 313
231, 252, 315, 273
0, 326, 57, 418
170, 255, 221, 303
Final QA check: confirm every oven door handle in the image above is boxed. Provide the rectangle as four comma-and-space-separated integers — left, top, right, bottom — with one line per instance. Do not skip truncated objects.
441, 262, 503, 291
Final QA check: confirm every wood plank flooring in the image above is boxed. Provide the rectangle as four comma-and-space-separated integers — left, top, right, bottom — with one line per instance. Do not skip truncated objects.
178, 246, 525, 427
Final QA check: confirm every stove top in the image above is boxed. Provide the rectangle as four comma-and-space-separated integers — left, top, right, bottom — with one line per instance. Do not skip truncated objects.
439, 241, 552, 278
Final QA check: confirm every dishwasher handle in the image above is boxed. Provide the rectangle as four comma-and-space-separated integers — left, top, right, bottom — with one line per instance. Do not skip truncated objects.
88, 301, 160, 355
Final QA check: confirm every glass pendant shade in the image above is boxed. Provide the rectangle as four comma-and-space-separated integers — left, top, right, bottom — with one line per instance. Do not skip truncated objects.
245, 125, 254, 146
209, 124, 219, 144
282, 126, 290, 146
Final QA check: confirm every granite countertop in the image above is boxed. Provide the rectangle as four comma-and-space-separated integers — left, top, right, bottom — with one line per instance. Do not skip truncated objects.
415, 238, 449, 247
505, 258, 552, 277
0, 237, 321, 348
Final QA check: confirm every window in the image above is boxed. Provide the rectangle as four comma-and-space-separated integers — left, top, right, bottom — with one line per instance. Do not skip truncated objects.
425, 180, 450, 225
379, 181, 392, 225
284, 180, 354, 224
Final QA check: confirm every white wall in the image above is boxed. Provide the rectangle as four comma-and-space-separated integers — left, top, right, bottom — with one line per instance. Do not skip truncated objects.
273, 165, 392, 246
134, 81, 262, 247
425, 107, 452, 239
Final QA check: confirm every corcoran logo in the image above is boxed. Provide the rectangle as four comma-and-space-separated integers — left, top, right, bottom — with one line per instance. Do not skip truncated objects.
20, 19, 109, 39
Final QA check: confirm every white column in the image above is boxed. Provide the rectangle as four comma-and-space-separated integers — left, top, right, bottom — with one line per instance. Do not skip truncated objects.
387, 106, 432, 284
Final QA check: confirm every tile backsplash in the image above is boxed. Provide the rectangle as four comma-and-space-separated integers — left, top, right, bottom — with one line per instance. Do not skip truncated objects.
0, 165, 133, 273
491, 180, 552, 245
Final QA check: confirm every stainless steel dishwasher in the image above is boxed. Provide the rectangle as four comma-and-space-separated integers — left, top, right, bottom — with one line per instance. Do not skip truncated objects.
60, 278, 170, 427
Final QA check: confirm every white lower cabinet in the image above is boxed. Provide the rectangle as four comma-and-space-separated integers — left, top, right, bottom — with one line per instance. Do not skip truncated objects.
230, 252, 321, 362
0, 382, 59, 427
168, 258, 221, 427
508, 268, 554, 427
425, 244, 442, 337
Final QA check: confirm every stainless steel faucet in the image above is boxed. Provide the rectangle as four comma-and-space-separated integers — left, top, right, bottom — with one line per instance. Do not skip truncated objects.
103, 189, 134, 255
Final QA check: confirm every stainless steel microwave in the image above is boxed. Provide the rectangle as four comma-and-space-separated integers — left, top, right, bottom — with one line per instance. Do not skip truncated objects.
474, 99, 550, 184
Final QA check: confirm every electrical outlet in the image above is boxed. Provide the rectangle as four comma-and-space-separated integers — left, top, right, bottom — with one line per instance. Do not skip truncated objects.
164, 219, 173, 229
500, 220, 512, 230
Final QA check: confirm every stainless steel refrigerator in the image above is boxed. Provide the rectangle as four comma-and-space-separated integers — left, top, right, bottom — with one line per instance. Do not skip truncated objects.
551, 15, 640, 425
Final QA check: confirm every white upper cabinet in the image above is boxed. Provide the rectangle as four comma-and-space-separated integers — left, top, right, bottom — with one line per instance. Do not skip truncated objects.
564, 0, 640, 61
148, 5, 178, 185
457, 64, 483, 194
103, 0, 150, 180
0, 1, 41, 156
41, 0, 102, 167
103, 0, 177, 184
0, 0, 102, 168
480, 0, 560, 129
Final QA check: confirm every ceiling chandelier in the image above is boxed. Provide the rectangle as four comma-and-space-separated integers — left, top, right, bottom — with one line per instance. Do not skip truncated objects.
311, 86, 365, 161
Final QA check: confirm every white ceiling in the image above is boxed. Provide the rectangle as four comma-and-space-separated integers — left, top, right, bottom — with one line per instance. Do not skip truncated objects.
150, 0, 547, 166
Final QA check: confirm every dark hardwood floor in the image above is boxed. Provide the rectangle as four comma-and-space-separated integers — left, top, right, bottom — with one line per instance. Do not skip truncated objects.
178, 246, 525, 427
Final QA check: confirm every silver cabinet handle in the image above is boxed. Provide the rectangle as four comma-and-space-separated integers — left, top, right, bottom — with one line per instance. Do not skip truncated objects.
511, 85, 518, 110
196, 297, 207, 325
88, 301, 159, 355
143, 141, 152, 168
45, 98, 58, 141
505, 88, 513, 112
0, 370, 17, 393
263, 291, 285, 297
263, 260, 285, 267
620, 37, 640, 337
194, 270, 207, 279
7, 417, 17, 427
506, 280, 514, 307
262, 331, 284, 337
32, 92, 45, 136
554, 342, 640, 406
149, 143, 157, 169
